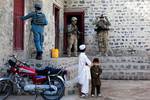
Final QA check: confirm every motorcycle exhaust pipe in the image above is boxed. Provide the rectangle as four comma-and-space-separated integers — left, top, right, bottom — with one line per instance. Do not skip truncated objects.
24, 84, 57, 92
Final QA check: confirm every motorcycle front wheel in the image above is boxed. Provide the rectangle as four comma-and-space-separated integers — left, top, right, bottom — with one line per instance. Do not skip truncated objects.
0, 80, 13, 100
41, 77, 65, 100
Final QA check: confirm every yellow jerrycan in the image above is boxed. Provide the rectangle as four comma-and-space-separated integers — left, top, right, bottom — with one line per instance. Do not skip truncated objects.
51, 48, 59, 58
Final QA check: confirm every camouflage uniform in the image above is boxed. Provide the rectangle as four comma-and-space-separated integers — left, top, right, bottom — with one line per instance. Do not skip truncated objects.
98, 30, 108, 54
96, 16, 110, 55
67, 17, 79, 57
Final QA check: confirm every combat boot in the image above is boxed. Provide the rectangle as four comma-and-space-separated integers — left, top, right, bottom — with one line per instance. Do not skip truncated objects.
36, 52, 42, 60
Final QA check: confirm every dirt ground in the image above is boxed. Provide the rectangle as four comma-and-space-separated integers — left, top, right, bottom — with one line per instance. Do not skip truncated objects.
7, 80, 150, 100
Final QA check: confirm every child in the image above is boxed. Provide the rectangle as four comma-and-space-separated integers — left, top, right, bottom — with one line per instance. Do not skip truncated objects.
78, 44, 92, 98
90, 58, 102, 97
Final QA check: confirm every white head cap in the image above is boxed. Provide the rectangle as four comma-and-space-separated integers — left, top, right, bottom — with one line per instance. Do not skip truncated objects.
79, 44, 86, 50
71, 17, 77, 21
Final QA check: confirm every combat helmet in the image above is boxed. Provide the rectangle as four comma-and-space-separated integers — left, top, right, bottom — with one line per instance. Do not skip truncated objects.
71, 17, 77, 21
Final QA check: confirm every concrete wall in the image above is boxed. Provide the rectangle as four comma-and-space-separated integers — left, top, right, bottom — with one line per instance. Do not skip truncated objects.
0, 0, 64, 67
64, 0, 150, 55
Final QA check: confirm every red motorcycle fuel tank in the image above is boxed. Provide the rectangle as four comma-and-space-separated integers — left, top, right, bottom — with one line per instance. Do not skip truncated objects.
19, 65, 36, 76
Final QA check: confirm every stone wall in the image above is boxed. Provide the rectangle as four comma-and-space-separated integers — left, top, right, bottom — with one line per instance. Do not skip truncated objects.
99, 56, 150, 80
64, 0, 150, 55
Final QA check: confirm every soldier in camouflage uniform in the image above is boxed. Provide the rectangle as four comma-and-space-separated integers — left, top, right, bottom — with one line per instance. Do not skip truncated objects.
67, 17, 79, 57
95, 14, 111, 56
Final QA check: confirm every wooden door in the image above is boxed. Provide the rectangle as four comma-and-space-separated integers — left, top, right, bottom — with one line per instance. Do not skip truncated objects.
53, 4, 60, 49
13, 0, 24, 50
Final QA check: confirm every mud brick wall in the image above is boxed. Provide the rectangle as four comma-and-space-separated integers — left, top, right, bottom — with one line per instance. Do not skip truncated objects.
64, 0, 150, 55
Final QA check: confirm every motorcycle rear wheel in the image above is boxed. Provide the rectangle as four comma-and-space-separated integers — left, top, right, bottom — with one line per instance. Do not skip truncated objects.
0, 80, 13, 100
41, 77, 65, 100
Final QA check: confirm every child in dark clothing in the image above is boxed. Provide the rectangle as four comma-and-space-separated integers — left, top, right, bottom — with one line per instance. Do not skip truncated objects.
90, 58, 102, 97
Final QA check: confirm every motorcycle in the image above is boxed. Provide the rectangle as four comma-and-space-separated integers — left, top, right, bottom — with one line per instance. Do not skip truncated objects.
0, 55, 67, 100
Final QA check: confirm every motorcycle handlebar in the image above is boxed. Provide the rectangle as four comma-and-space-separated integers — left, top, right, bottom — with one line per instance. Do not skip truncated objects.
9, 55, 30, 67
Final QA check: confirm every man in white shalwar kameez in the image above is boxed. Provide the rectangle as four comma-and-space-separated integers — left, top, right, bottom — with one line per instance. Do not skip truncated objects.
78, 44, 92, 97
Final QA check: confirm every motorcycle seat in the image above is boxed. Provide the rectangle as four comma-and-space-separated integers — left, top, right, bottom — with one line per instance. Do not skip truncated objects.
36, 66, 67, 76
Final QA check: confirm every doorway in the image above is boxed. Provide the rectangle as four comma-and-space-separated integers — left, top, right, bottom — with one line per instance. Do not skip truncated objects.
64, 11, 84, 54
53, 4, 60, 49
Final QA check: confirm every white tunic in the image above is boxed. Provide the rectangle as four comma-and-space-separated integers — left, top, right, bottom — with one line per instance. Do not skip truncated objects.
78, 52, 91, 94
